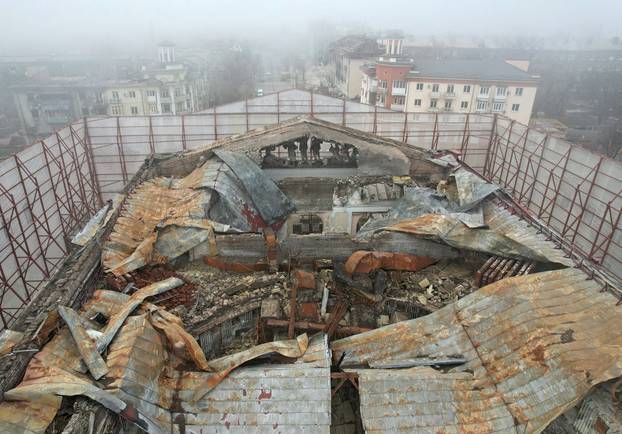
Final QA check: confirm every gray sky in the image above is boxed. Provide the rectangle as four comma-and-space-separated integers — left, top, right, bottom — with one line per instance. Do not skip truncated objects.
1, 0, 621, 54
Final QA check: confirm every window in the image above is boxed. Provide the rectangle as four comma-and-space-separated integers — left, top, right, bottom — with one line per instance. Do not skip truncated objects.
129, 90, 136, 98
377, 94, 385, 104
393, 80, 406, 88
476, 100, 488, 111
416, 83, 424, 90
493, 102, 505, 112
162, 89, 170, 97
146, 90, 156, 97
111, 105, 122, 115
175, 102, 185, 112
460, 101, 468, 109
414, 99, 422, 106
496, 87, 507, 96
430, 99, 438, 108
463, 85, 471, 93
515, 87, 523, 96
512, 103, 520, 112
149, 103, 158, 113
432, 84, 439, 92
293, 214, 323, 235
112, 91, 119, 101
479, 86, 490, 95
378, 80, 387, 88
446, 84, 454, 94
444, 100, 452, 110
162, 103, 171, 113
186, 100, 192, 110
130, 106, 139, 115
393, 95, 405, 105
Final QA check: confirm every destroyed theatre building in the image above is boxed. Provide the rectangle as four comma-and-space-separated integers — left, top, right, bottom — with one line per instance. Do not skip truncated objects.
0, 89, 621, 433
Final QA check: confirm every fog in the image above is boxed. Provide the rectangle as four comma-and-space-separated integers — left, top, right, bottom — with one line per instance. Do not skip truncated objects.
1, 0, 621, 55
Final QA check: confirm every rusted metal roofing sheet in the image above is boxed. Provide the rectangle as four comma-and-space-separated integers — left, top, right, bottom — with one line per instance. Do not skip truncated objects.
103, 151, 294, 276
356, 367, 516, 433
0, 329, 24, 357
483, 201, 574, 267
332, 268, 622, 433
385, 214, 553, 263
213, 149, 296, 225
104, 316, 331, 433
0, 280, 331, 434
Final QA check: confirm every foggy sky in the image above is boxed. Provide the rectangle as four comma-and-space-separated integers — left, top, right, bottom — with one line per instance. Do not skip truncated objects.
1, 0, 621, 55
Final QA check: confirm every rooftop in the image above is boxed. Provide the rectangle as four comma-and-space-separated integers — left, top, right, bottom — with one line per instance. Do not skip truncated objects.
362, 58, 540, 83
408, 58, 539, 82
0, 110, 620, 433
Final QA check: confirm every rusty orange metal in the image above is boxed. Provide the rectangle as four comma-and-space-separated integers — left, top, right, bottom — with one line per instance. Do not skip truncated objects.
204, 256, 269, 272
264, 228, 278, 271
293, 270, 316, 289
344, 250, 437, 275
298, 302, 320, 322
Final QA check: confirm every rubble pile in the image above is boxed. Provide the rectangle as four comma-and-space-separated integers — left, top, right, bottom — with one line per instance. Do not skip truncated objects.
386, 258, 478, 309
176, 261, 288, 330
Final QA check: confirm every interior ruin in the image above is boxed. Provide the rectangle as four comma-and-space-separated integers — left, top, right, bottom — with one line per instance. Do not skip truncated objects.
0, 116, 621, 433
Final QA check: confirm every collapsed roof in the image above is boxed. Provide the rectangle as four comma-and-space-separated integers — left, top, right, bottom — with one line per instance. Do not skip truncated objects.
0, 116, 619, 434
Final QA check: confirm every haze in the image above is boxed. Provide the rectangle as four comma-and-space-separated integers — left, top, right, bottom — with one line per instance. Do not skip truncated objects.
2, 0, 621, 55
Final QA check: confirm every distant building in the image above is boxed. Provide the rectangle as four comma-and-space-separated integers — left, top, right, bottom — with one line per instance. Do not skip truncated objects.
12, 41, 210, 134
329, 35, 382, 100
134, 41, 207, 114
102, 79, 162, 116
360, 57, 539, 124
12, 78, 106, 135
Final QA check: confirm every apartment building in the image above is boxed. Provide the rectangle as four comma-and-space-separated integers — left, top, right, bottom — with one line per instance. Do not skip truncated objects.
361, 58, 539, 124
12, 78, 106, 135
329, 35, 383, 100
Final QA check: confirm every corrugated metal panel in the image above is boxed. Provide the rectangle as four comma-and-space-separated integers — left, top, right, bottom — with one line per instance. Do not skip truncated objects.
573, 384, 622, 433
483, 200, 574, 267
102, 151, 294, 275
333, 268, 622, 433
356, 368, 516, 433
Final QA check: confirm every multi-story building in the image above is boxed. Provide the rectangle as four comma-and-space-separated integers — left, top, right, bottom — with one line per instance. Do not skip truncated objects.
12, 78, 107, 136
329, 35, 382, 100
361, 57, 539, 124
102, 79, 162, 116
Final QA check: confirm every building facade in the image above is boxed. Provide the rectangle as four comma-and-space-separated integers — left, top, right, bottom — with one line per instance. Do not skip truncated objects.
361, 58, 539, 124
330, 36, 383, 100
12, 79, 106, 136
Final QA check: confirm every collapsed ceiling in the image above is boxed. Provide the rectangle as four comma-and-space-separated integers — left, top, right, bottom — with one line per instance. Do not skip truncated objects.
0, 117, 619, 434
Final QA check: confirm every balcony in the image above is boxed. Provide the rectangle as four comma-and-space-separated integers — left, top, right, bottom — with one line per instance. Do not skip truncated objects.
443, 107, 453, 112
444, 92, 456, 98
477, 93, 490, 101
427, 107, 440, 112
430, 91, 441, 98
391, 87, 406, 96
492, 103, 505, 112
391, 104, 405, 111
494, 92, 507, 101
376, 86, 387, 93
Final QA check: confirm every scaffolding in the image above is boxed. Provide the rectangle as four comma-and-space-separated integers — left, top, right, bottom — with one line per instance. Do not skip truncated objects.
0, 90, 620, 328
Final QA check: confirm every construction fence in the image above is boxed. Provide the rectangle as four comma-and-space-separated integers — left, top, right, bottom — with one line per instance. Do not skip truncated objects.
0, 90, 620, 327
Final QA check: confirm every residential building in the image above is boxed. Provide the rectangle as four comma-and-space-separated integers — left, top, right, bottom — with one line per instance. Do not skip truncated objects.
137, 41, 208, 114
12, 78, 106, 135
329, 35, 382, 100
361, 58, 539, 124
113, 41, 211, 116
103, 79, 162, 116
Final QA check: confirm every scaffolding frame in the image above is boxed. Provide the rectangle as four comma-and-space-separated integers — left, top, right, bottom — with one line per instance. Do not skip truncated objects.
0, 90, 620, 328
